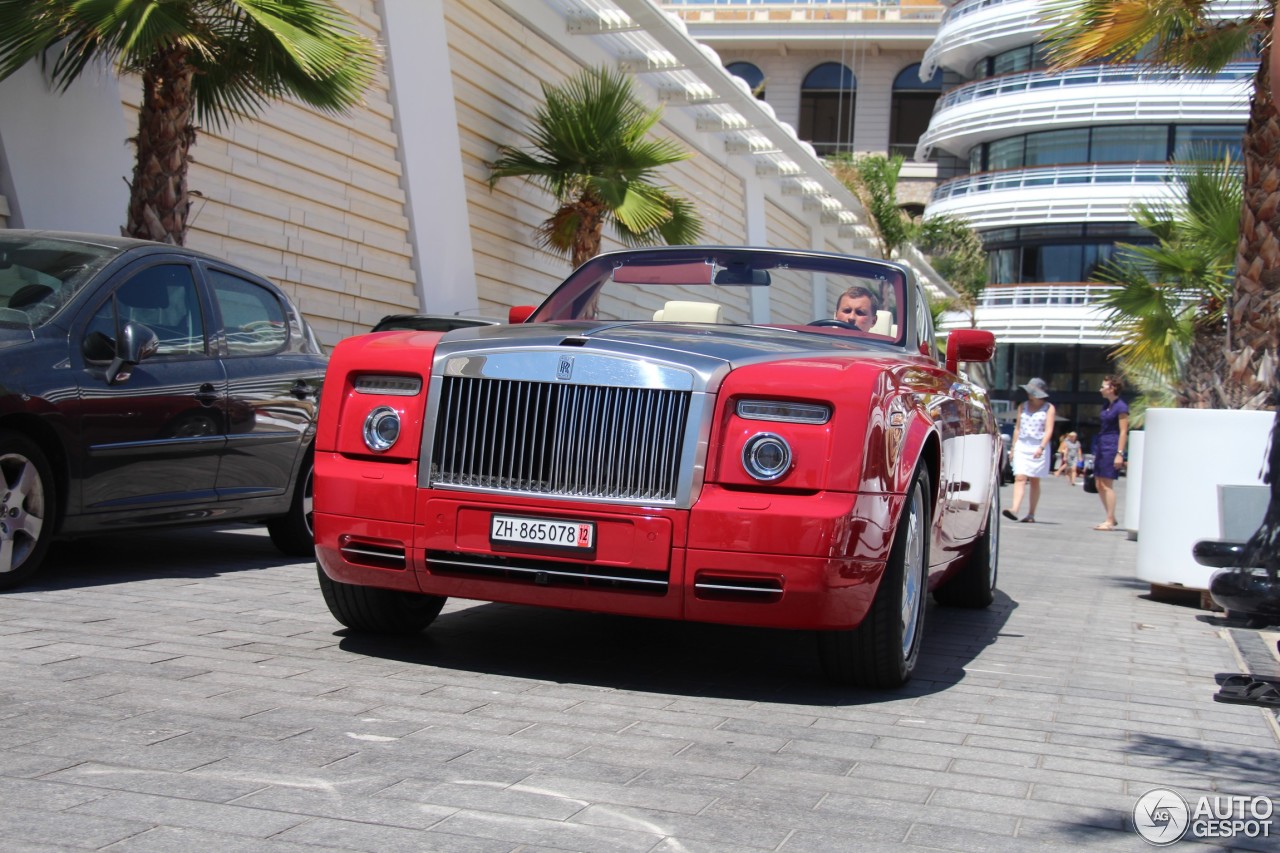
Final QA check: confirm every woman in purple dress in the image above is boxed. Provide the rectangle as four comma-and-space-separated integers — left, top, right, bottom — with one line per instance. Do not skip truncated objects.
1092, 375, 1130, 530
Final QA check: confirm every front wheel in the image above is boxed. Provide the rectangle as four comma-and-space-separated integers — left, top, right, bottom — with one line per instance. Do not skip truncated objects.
317, 567, 446, 634
268, 452, 314, 556
0, 431, 56, 591
819, 467, 931, 688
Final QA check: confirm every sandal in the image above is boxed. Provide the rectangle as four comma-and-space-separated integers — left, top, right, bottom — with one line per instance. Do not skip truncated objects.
1020, 515, 1035, 523
1001, 509, 1017, 521
1093, 522, 1116, 531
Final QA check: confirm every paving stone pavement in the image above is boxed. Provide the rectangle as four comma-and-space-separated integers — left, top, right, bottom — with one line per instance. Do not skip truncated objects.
1, 475, 1277, 851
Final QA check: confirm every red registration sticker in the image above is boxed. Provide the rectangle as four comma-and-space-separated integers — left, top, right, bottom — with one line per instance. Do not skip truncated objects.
490, 514, 595, 550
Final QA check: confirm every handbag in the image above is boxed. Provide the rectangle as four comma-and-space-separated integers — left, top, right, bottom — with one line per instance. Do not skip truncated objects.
1083, 472, 1098, 493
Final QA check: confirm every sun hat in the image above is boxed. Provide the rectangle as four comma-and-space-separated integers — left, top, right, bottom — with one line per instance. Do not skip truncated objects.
1022, 377, 1049, 399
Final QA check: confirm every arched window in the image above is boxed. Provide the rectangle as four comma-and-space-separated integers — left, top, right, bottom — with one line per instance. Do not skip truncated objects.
890, 63, 942, 157
799, 62, 855, 156
725, 62, 765, 99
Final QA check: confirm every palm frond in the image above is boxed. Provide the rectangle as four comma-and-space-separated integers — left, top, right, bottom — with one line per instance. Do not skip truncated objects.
1043, 0, 1266, 73
488, 65, 703, 262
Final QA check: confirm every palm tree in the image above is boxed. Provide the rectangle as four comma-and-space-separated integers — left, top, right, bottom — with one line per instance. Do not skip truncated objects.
1044, 0, 1277, 409
1092, 154, 1242, 412
0, 0, 377, 245
488, 66, 704, 268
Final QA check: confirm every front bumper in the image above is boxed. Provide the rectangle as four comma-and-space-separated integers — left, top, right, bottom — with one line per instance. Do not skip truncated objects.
315, 469, 899, 631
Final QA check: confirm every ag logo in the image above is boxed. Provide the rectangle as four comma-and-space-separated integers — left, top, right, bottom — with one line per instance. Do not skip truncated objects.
556, 355, 574, 381
1134, 788, 1190, 845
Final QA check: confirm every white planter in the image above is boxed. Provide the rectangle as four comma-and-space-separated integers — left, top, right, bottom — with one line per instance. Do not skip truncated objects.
1135, 408, 1274, 589
1123, 431, 1144, 540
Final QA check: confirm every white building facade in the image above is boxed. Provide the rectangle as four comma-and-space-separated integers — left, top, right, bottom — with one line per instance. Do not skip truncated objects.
919, 0, 1252, 428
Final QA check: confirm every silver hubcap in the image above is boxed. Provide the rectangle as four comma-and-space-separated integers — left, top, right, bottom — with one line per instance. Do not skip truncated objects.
0, 452, 45, 575
900, 484, 925, 657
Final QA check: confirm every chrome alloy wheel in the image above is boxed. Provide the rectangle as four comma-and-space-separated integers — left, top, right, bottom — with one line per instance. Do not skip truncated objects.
0, 451, 46, 575
899, 482, 926, 658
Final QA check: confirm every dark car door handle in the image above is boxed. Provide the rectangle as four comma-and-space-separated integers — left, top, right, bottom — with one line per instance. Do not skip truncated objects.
194, 383, 220, 406
290, 380, 314, 400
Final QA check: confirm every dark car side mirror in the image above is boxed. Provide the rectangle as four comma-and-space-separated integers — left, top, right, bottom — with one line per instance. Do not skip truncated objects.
105, 320, 160, 385
945, 328, 995, 374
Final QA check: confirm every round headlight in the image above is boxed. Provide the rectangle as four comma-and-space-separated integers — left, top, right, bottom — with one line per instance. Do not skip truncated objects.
363, 406, 401, 452
742, 432, 792, 481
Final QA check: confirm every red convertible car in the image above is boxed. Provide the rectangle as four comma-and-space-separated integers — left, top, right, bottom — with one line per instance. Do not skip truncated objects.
314, 247, 1000, 686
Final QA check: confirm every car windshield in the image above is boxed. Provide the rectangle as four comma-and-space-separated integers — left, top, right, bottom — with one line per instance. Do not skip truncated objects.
530, 248, 908, 343
0, 234, 120, 329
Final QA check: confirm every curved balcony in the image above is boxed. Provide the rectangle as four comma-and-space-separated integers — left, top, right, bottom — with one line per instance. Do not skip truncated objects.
940, 284, 1121, 345
922, 0, 1045, 79
923, 0, 1262, 78
916, 63, 1250, 158
925, 163, 1180, 229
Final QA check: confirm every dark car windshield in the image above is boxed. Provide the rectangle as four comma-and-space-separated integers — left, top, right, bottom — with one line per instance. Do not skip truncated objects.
0, 234, 119, 328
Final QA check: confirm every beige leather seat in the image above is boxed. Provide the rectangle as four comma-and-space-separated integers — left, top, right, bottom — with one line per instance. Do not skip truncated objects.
869, 309, 894, 336
652, 300, 724, 323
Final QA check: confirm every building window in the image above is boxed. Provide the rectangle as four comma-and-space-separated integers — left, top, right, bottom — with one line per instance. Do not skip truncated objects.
983, 224, 1154, 284
725, 61, 765, 99
971, 124, 1241, 172
800, 62, 856, 156
890, 63, 942, 158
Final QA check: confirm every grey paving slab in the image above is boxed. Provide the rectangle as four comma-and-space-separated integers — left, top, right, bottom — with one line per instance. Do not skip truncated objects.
0, 481, 1275, 851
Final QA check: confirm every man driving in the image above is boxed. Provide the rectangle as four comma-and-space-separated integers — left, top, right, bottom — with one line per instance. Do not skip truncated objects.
834, 285, 880, 332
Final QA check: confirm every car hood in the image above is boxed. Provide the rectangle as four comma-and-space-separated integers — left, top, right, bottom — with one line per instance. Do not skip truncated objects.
432, 320, 900, 391
0, 325, 35, 349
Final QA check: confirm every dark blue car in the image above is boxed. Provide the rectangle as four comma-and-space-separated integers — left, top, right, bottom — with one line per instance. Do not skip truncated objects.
0, 230, 326, 589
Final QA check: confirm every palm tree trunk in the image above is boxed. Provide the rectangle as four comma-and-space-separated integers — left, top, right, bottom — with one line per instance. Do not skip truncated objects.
1178, 317, 1230, 408
570, 198, 607, 269
1225, 37, 1280, 409
125, 46, 196, 244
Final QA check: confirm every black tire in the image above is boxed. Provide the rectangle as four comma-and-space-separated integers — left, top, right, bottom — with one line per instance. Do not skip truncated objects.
934, 485, 998, 609
317, 566, 446, 634
819, 466, 931, 688
268, 451, 314, 556
0, 430, 56, 591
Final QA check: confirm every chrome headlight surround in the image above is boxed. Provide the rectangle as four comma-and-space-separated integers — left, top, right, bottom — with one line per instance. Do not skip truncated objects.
736, 399, 831, 424
363, 406, 402, 452
742, 432, 792, 481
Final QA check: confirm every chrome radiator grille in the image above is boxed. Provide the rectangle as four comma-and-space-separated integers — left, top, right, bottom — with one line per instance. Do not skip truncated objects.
430, 376, 692, 502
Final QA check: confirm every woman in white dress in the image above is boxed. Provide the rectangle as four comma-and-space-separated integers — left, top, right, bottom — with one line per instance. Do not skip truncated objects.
1001, 377, 1056, 523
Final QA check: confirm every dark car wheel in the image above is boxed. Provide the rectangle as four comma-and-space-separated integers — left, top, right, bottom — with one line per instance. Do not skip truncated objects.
934, 485, 998, 609
317, 567, 446, 634
0, 431, 56, 591
819, 466, 931, 688
267, 452, 314, 556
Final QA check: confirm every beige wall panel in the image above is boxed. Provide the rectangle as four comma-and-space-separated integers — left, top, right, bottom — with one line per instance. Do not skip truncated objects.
111, 0, 418, 346
447, 0, 581, 307
766, 200, 813, 324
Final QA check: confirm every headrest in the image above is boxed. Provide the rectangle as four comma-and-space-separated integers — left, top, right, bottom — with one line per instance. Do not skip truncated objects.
869, 309, 893, 336
652, 300, 724, 323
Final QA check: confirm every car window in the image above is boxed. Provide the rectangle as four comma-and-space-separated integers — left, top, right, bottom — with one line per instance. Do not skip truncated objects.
0, 234, 117, 328
85, 263, 206, 357
208, 269, 288, 356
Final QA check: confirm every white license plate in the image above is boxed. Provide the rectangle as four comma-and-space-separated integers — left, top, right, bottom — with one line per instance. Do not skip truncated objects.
490, 514, 595, 550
